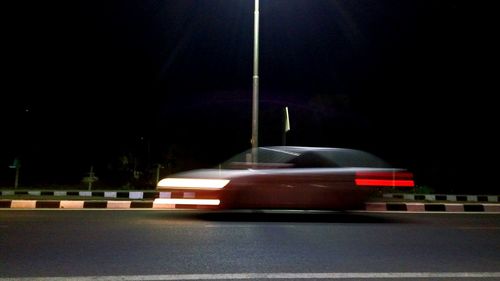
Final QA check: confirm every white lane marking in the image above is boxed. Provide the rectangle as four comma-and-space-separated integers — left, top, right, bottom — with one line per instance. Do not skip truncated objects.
204, 224, 254, 228
2, 272, 500, 280
204, 224, 296, 228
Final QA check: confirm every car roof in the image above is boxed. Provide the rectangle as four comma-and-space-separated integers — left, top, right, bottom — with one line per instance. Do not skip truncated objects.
222, 146, 391, 168
263, 146, 358, 154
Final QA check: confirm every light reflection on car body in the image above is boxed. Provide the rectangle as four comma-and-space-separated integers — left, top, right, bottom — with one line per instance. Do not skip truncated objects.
156, 146, 414, 210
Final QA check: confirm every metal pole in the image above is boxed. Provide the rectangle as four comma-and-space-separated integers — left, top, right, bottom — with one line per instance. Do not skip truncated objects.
11, 158, 21, 189
14, 166, 20, 189
88, 165, 94, 191
156, 164, 161, 184
252, 0, 260, 158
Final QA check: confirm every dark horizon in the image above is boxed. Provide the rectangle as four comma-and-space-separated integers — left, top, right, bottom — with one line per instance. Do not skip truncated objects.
1, 0, 496, 193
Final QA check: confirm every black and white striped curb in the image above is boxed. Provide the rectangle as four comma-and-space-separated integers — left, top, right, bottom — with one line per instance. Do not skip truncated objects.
0, 200, 155, 209
0, 199, 210, 209
1, 199, 500, 212
383, 193, 499, 202
365, 202, 500, 212
0, 190, 158, 199
3, 190, 500, 203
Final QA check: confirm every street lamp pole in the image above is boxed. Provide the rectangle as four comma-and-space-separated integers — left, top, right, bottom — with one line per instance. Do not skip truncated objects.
251, 0, 260, 155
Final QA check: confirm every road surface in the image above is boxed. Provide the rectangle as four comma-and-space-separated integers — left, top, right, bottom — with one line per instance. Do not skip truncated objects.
1, 210, 499, 280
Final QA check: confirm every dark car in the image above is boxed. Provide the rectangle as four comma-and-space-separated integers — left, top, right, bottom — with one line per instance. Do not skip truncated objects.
155, 146, 414, 210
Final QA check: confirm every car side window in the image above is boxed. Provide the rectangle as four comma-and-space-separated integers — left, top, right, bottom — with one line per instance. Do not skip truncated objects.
289, 153, 337, 168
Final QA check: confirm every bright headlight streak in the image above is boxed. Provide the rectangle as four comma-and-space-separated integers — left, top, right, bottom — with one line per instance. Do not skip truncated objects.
155, 198, 220, 205
157, 178, 230, 189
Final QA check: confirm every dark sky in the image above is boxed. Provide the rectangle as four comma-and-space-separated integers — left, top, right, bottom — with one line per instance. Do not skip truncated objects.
1, 1, 497, 191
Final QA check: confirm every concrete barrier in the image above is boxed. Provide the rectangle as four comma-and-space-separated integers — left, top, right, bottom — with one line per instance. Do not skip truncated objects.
10, 200, 37, 208
3, 190, 499, 203
383, 193, 499, 202
484, 204, 500, 212
1, 199, 499, 212
445, 204, 464, 212
406, 203, 425, 212
60, 200, 85, 209
107, 201, 132, 209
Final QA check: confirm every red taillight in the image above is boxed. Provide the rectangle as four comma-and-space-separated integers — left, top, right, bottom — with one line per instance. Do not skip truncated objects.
355, 171, 414, 187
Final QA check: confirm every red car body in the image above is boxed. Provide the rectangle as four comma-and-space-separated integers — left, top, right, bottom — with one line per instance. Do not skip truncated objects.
155, 146, 414, 210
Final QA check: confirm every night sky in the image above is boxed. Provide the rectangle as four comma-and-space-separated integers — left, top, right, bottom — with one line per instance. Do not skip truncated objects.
1, 1, 497, 192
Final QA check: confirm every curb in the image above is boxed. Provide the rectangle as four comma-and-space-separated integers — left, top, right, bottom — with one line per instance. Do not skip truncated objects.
383, 193, 499, 203
3, 191, 499, 203
0, 190, 158, 199
0, 199, 210, 209
1, 200, 500, 212
365, 202, 500, 212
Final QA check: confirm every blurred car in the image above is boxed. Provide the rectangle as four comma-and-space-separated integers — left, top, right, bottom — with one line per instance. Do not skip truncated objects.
155, 146, 414, 210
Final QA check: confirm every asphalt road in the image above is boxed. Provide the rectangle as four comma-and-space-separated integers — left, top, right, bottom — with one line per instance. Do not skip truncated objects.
1, 210, 499, 280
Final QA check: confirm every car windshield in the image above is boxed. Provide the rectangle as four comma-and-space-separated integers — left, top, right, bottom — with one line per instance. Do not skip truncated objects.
220, 147, 390, 169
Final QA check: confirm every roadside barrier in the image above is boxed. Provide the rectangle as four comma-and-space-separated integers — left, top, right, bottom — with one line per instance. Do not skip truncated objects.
383, 193, 499, 202
365, 202, 500, 212
0, 190, 158, 199
0, 199, 216, 210
2, 190, 500, 212
2, 190, 499, 203
1, 199, 499, 212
